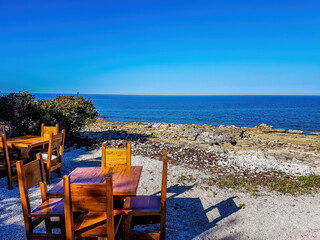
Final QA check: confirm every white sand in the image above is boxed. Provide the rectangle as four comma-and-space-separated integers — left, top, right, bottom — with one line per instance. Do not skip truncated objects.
1, 148, 320, 239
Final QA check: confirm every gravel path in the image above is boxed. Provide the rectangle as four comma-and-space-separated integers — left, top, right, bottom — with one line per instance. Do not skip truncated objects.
1, 148, 319, 239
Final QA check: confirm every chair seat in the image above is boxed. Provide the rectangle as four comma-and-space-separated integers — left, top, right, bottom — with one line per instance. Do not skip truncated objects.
75, 211, 122, 237
29, 147, 46, 155
30, 198, 64, 217
41, 153, 59, 165
123, 196, 161, 215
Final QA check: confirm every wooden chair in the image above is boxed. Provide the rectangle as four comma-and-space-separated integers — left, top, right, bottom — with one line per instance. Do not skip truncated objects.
0, 132, 29, 189
37, 130, 65, 184
29, 123, 60, 157
16, 159, 65, 239
102, 143, 131, 169
63, 175, 123, 239
41, 123, 59, 138
123, 151, 168, 240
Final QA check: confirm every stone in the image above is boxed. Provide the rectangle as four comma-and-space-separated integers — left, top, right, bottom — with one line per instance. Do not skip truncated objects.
309, 132, 320, 135
208, 145, 223, 152
269, 129, 286, 133
152, 123, 162, 128
288, 130, 303, 134
159, 123, 169, 129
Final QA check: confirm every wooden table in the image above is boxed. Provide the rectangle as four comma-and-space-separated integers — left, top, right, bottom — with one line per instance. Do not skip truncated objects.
47, 166, 143, 199
7, 135, 49, 157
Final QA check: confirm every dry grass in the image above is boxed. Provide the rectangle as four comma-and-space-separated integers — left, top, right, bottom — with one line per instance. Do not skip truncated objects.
177, 171, 320, 195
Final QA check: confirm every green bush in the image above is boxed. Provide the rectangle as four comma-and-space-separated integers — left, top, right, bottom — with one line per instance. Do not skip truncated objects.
0, 91, 98, 140
38, 94, 98, 138
0, 91, 39, 136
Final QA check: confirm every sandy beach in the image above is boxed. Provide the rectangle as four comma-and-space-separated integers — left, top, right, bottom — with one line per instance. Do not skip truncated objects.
1, 147, 320, 239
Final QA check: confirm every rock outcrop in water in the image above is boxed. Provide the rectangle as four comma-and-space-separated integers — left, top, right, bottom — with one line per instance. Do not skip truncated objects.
82, 118, 320, 177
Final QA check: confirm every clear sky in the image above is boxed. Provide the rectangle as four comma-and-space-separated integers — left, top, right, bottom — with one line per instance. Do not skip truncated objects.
0, 0, 320, 95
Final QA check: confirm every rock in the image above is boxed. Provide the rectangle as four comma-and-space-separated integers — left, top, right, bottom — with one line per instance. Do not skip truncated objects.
254, 123, 274, 132
269, 129, 286, 133
309, 132, 320, 135
139, 123, 152, 128
152, 123, 162, 128
288, 130, 303, 134
208, 145, 223, 152
185, 129, 202, 140
291, 158, 301, 164
159, 123, 169, 129
84, 118, 320, 177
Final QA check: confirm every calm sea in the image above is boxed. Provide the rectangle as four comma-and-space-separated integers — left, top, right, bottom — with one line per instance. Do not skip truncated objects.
34, 94, 320, 133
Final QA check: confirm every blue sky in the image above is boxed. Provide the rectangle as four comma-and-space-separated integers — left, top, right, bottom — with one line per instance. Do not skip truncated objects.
0, 0, 320, 95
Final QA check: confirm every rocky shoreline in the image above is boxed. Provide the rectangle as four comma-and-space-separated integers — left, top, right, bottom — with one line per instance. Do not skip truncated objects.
82, 118, 320, 177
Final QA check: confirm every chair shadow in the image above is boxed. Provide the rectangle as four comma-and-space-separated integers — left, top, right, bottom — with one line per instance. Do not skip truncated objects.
149, 184, 242, 239
166, 196, 241, 239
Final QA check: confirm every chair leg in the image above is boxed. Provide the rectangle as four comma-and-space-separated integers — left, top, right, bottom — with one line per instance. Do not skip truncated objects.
45, 218, 52, 234
7, 166, 13, 190
60, 216, 66, 238
124, 214, 132, 240
58, 166, 62, 178
46, 169, 51, 184
25, 220, 32, 240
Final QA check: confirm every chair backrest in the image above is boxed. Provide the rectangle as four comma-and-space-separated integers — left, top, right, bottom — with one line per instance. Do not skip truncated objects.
41, 123, 59, 138
63, 175, 115, 239
16, 159, 48, 216
0, 132, 9, 157
160, 151, 168, 240
47, 130, 65, 164
0, 125, 5, 135
101, 143, 131, 169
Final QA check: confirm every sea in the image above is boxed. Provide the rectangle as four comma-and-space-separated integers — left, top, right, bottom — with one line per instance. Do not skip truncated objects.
34, 94, 320, 133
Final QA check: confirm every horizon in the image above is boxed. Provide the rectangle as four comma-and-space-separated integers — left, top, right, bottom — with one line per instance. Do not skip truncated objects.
2, 92, 320, 97
32, 93, 320, 96
1, 1, 320, 95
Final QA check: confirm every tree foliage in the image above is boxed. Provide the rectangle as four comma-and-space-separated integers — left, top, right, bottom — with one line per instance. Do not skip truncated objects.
0, 91, 98, 139
0, 92, 39, 136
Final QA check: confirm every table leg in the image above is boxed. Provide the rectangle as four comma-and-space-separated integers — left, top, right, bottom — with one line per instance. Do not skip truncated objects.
19, 147, 31, 158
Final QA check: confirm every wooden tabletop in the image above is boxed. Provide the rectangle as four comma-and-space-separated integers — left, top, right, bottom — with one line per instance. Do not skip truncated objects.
7, 135, 49, 148
47, 166, 143, 198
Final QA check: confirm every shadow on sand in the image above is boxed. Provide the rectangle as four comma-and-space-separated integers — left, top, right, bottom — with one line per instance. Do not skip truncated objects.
152, 184, 241, 239
0, 146, 241, 240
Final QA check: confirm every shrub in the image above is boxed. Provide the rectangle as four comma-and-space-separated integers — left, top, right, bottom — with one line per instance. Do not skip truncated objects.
0, 91, 39, 136
38, 94, 98, 138
0, 91, 98, 140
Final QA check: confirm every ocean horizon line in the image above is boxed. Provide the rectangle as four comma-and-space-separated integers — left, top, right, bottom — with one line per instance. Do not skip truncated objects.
2, 92, 319, 133
27, 93, 320, 97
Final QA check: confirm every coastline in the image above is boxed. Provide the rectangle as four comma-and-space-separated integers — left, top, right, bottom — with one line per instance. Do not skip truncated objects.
34, 94, 320, 133
82, 118, 320, 178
